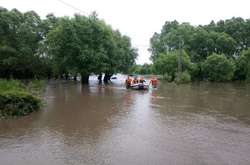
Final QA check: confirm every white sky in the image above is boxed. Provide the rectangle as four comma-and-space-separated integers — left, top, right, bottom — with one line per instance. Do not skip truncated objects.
1, 0, 250, 64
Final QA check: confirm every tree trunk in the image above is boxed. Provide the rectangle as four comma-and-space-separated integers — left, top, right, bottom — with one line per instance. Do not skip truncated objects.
98, 73, 102, 84
65, 73, 69, 80
103, 73, 112, 83
73, 75, 77, 81
47, 72, 51, 80
81, 73, 89, 84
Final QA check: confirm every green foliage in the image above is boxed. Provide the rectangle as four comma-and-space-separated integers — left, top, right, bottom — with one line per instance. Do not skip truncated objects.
153, 50, 192, 81
129, 64, 153, 75
0, 8, 51, 79
0, 91, 41, 117
189, 63, 203, 80
46, 13, 137, 81
235, 48, 250, 81
0, 79, 43, 118
162, 73, 173, 82
175, 71, 191, 83
202, 54, 235, 81
0, 7, 137, 81
0, 79, 25, 92
150, 18, 250, 82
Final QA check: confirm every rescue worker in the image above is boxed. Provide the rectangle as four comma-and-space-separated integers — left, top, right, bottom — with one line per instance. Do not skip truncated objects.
150, 77, 158, 88
133, 77, 138, 84
139, 76, 146, 83
125, 76, 132, 88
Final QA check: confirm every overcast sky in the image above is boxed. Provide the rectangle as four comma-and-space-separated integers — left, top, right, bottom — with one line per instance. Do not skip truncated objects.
1, 0, 250, 64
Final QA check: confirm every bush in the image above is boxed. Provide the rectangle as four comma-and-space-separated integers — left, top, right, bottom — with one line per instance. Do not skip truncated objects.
175, 71, 191, 83
202, 53, 235, 81
234, 49, 250, 81
162, 73, 173, 82
0, 79, 25, 93
153, 50, 192, 80
0, 91, 41, 117
190, 63, 203, 81
0, 79, 43, 118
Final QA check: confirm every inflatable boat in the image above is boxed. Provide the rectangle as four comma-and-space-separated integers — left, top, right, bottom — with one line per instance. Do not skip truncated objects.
130, 83, 149, 90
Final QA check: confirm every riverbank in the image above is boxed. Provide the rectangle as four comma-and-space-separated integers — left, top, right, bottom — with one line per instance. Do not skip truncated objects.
0, 79, 44, 118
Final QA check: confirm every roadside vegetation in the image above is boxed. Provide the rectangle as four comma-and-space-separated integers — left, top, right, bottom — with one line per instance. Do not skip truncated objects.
0, 80, 43, 118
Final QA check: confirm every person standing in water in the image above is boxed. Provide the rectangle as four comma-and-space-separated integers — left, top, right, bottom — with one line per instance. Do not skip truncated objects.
139, 76, 146, 83
125, 76, 133, 88
150, 77, 158, 88
133, 76, 138, 84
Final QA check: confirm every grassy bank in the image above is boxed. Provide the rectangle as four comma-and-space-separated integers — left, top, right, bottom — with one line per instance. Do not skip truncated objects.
0, 79, 44, 118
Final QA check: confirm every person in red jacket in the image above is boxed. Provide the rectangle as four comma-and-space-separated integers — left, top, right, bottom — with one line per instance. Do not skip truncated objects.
150, 77, 158, 88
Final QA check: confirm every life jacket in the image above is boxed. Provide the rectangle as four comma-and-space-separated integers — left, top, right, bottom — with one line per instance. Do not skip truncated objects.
126, 78, 132, 86
139, 78, 145, 83
128, 78, 132, 85
133, 79, 138, 84
151, 79, 157, 86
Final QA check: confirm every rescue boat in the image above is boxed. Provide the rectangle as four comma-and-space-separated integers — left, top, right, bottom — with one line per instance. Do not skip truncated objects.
130, 83, 149, 90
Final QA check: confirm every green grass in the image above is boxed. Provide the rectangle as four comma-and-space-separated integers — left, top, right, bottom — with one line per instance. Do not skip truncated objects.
0, 79, 26, 93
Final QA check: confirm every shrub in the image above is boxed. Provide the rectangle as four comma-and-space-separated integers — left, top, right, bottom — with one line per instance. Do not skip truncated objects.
0, 79, 43, 118
202, 53, 235, 81
162, 73, 173, 82
190, 63, 203, 81
234, 48, 250, 81
175, 71, 191, 83
0, 91, 41, 117
153, 50, 192, 80
0, 79, 25, 93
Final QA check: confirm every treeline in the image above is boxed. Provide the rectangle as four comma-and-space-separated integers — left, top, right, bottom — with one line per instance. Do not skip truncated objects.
149, 18, 250, 82
129, 64, 153, 75
0, 7, 137, 83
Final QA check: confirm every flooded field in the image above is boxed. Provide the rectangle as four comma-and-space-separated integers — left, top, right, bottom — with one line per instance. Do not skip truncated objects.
1, 75, 250, 165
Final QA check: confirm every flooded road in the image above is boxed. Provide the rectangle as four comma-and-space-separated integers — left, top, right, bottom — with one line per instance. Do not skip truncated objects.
1, 75, 250, 165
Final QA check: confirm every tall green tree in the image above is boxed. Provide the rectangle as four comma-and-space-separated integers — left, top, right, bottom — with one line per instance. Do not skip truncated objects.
0, 7, 48, 79
235, 48, 250, 81
46, 13, 137, 83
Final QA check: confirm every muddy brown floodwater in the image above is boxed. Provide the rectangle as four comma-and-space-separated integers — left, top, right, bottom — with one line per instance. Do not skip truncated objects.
1, 74, 250, 165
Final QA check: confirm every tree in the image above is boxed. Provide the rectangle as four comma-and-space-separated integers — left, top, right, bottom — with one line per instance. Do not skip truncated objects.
202, 53, 235, 81
129, 64, 153, 75
153, 50, 192, 81
46, 13, 137, 83
234, 48, 250, 81
149, 21, 195, 62
0, 7, 48, 79
149, 18, 249, 81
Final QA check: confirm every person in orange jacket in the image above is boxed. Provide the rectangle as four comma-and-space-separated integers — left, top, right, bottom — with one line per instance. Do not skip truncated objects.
132, 76, 138, 84
150, 77, 158, 88
139, 76, 146, 83
125, 76, 133, 88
